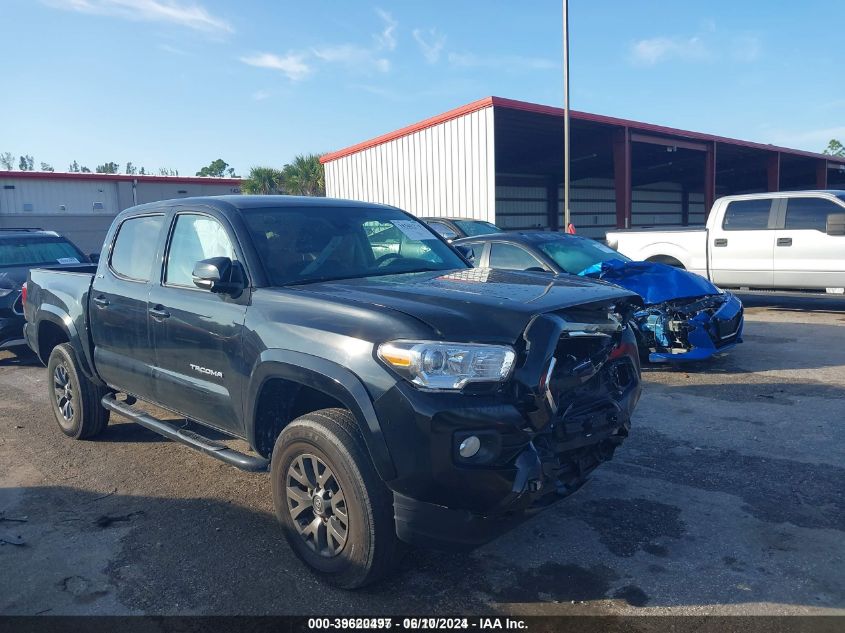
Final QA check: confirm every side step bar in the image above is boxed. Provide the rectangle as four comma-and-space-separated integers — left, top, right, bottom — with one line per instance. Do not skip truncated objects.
101, 394, 270, 472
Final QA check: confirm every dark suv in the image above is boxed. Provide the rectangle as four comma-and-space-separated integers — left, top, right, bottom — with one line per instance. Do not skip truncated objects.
25, 197, 643, 588
0, 228, 88, 350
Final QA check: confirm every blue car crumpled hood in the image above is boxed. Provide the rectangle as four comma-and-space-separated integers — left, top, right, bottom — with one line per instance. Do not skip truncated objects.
579, 259, 720, 305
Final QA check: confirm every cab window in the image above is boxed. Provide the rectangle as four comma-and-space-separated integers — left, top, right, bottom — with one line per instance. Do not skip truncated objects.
427, 222, 459, 240
722, 199, 773, 231
165, 214, 236, 287
784, 198, 842, 232
110, 215, 164, 281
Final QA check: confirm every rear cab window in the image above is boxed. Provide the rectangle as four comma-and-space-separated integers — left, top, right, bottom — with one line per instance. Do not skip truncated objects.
721, 199, 774, 231
110, 215, 165, 281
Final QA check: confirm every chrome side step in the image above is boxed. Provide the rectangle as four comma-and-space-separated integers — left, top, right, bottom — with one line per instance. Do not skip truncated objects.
101, 394, 269, 472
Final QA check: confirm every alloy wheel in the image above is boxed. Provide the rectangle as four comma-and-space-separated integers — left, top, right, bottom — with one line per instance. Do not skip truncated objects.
53, 363, 75, 427
286, 453, 349, 557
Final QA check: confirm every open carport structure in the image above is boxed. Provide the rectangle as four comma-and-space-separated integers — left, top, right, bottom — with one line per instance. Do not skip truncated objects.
322, 96, 845, 238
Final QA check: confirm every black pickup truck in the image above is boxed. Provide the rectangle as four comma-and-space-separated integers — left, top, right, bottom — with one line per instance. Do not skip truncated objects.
24, 196, 643, 588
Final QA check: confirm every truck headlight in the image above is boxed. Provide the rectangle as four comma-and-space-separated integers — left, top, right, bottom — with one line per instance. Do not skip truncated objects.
377, 340, 516, 390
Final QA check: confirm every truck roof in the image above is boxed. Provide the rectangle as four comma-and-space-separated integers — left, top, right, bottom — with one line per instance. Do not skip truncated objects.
124, 194, 396, 216
0, 228, 62, 239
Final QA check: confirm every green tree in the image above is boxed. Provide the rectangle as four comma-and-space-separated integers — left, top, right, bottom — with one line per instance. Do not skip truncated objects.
158, 167, 178, 176
68, 160, 80, 173
281, 153, 325, 196
823, 139, 845, 157
80, 166, 92, 173
0, 152, 14, 170
139, 167, 147, 175
196, 158, 232, 178
19, 155, 34, 171
40, 162, 55, 172
241, 166, 284, 194
96, 161, 119, 174
125, 162, 137, 175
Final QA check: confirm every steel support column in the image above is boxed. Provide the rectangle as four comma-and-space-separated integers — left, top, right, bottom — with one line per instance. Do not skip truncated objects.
546, 178, 560, 231
767, 152, 781, 192
816, 159, 829, 189
704, 142, 716, 217
681, 189, 690, 226
613, 128, 631, 229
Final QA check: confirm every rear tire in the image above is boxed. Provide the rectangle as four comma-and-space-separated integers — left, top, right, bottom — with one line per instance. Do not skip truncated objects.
270, 408, 402, 589
46, 343, 109, 439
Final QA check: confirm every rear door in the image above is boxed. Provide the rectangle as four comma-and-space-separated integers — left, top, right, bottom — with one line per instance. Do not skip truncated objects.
147, 210, 249, 435
773, 196, 845, 289
709, 198, 776, 288
89, 213, 167, 401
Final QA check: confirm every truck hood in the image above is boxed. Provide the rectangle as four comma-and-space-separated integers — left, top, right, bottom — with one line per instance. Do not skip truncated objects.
292, 268, 639, 341
580, 259, 721, 305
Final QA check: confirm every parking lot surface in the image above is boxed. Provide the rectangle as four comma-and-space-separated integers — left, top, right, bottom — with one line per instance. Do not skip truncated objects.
1, 292, 843, 616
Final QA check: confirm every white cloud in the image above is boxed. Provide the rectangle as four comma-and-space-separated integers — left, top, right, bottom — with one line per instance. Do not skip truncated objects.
157, 42, 188, 55
630, 36, 709, 65
412, 28, 446, 63
240, 53, 311, 81
251, 90, 270, 101
43, 0, 232, 33
373, 8, 398, 51
768, 126, 845, 150
448, 52, 556, 71
312, 45, 390, 74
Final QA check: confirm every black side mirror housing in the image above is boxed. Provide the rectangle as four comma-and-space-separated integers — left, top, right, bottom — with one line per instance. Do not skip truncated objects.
454, 245, 475, 264
192, 257, 244, 295
88, 253, 100, 264
826, 213, 845, 236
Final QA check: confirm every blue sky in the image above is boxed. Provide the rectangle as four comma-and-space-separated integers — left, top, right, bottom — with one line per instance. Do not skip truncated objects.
1, 0, 843, 175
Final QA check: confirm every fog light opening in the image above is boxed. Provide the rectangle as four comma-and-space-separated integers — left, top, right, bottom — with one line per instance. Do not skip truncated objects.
458, 435, 481, 458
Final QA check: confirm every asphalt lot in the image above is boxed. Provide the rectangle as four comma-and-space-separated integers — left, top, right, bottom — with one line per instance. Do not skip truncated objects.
1, 292, 843, 616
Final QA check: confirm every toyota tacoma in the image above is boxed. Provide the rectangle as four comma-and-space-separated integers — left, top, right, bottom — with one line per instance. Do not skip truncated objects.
24, 196, 643, 588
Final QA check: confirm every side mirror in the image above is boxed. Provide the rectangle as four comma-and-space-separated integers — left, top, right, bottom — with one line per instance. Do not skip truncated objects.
525, 266, 549, 273
192, 257, 244, 295
826, 213, 845, 236
89, 253, 100, 263
454, 245, 475, 264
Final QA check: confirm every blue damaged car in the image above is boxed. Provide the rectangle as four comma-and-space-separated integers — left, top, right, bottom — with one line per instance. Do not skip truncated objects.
454, 231, 743, 362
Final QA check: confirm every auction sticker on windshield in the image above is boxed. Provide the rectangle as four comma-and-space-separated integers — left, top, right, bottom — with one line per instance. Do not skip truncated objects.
57, 257, 80, 264
391, 220, 436, 241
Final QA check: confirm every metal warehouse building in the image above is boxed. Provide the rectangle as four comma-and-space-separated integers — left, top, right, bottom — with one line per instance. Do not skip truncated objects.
321, 96, 845, 239
0, 171, 241, 252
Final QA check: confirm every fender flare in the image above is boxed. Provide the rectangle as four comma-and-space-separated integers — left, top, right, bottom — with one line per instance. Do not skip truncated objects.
247, 350, 397, 481
35, 306, 96, 379
636, 243, 692, 269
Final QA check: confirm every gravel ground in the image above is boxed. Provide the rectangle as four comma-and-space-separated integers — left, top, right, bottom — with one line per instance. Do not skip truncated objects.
1, 291, 843, 616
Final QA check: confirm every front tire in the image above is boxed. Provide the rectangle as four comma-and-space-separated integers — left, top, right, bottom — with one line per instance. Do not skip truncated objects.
270, 408, 402, 589
46, 343, 109, 439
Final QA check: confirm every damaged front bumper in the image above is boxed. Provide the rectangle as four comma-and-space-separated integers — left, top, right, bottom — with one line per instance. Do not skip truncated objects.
375, 308, 642, 549
636, 292, 744, 363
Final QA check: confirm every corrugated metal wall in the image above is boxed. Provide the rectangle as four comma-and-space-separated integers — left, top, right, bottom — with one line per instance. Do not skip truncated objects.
324, 106, 496, 221
0, 176, 240, 252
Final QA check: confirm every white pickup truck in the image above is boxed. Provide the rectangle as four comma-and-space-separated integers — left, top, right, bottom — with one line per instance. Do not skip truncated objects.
606, 190, 845, 291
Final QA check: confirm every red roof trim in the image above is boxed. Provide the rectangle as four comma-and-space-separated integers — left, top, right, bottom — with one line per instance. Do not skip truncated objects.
319, 95, 845, 165
0, 171, 242, 185
320, 97, 495, 163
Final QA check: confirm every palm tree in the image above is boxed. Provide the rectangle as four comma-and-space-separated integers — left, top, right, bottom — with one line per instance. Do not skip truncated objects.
281, 154, 325, 196
241, 166, 284, 194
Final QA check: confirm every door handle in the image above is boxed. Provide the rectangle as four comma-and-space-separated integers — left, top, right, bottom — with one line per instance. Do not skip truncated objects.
92, 295, 110, 308
777, 237, 792, 247
148, 305, 171, 320
714, 238, 728, 247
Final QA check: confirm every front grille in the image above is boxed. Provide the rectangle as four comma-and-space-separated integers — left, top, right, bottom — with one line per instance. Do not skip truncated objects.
715, 309, 742, 342
12, 293, 24, 316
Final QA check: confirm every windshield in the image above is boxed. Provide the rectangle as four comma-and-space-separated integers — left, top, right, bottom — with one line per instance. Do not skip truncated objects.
536, 236, 630, 275
0, 237, 85, 268
453, 220, 502, 237
242, 206, 468, 285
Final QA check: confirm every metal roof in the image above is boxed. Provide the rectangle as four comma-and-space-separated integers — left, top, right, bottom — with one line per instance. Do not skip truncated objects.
320, 96, 845, 165
0, 170, 241, 186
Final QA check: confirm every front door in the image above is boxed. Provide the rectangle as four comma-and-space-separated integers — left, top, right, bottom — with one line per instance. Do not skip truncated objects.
148, 211, 249, 435
89, 213, 167, 402
709, 198, 776, 288
773, 196, 845, 289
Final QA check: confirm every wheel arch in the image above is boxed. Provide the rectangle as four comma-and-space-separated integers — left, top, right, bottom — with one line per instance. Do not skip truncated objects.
247, 350, 397, 482
34, 308, 93, 377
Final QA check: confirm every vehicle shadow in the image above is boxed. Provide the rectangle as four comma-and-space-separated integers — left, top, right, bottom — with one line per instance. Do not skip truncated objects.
0, 348, 42, 368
